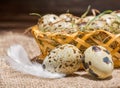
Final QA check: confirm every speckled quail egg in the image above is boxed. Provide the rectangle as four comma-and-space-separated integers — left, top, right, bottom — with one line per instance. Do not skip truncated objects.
51, 21, 78, 33
81, 16, 95, 22
38, 14, 60, 25
59, 13, 80, 23
82, 45, 114, 79
100, 14, 116, 26
111, 10, 120, 17
59, 13, 74, 22
78, 16, 95, 31
42, 44, 82, 74
78, 20, 107, 32
88, 20, 107, 30
38, 14, 61, 32
111, 11, 120, 24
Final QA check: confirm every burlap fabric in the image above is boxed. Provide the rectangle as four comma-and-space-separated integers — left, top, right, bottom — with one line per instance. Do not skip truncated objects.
1, 31, 120, 88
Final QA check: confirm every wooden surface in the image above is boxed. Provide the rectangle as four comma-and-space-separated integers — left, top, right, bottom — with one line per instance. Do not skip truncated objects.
0, 15, 37, 33
0, 0, 120, 32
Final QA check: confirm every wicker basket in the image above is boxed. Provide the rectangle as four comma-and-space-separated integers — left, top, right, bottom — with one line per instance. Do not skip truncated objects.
31, 25, 120, 68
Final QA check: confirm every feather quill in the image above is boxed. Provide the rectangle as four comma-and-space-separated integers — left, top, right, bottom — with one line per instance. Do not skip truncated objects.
6, 45, 66, 78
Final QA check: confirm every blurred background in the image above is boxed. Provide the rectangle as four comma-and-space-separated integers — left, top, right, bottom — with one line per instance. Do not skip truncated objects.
0, 0, 120, 32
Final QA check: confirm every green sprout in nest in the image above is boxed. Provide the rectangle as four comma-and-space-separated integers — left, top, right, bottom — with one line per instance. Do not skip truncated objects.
81, 5, 91, 18
29, 13, 41, 18
82, 10, 113, 32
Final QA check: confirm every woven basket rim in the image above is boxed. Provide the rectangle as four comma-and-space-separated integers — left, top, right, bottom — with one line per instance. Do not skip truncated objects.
31, 25, 118, 37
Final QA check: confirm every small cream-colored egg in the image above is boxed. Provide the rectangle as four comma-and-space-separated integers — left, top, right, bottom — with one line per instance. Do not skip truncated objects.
59, 13, 74, 22
100, 14, 116, 26
51, 21, 78, 33
38, 14, 61, 32
39, 14, 60, 24
78, 16, 95, 31
111, 11, 120, 17
82, 16, 95, 22
89, 20, 107, 30
59, 13, 81, 23
83, 45, 114, 79
42, 44, 82, 74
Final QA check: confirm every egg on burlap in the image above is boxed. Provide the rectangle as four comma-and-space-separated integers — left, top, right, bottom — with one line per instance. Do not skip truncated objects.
42, 44, 83, 74
82, 45, 114, 79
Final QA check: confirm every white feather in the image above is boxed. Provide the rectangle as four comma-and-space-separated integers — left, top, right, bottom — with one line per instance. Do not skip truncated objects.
6, 44, 66, 78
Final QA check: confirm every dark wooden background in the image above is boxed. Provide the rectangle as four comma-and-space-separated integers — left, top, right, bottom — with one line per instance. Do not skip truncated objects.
0, 0, 120, 32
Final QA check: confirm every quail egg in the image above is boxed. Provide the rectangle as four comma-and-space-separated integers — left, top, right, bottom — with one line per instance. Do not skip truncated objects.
38, 14, 60, 25
89, 20, 107, 30
78, 16, 95, 31
52, 21, 78, 33
111, 10, 120, 17
42, 44, 82, 74
82, 45, 114, 79
59, 13, 74, 22
38, 14, 61, 32
81, 16, 95, 22
100, 14, 116, 26
59, 13, 80, 23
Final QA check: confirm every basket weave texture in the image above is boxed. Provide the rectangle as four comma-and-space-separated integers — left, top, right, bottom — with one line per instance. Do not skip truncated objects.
31, 25, 120, 68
